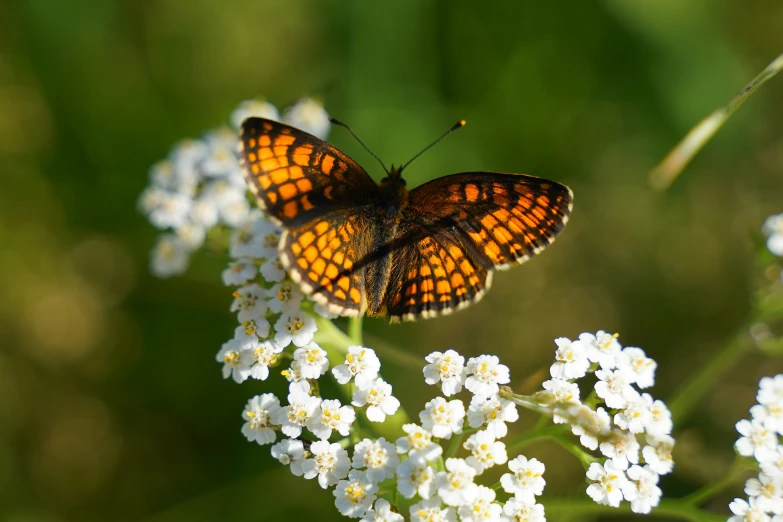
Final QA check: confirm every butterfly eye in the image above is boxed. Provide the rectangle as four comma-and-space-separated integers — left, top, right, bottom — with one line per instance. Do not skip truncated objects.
380, 177, 388, 183
400, 178, 407, 186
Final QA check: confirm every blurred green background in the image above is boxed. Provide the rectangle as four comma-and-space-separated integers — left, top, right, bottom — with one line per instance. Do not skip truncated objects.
2, 0, 783, 520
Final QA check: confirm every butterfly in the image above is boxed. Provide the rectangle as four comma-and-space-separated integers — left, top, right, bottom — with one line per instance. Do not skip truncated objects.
238, 117, 573, 322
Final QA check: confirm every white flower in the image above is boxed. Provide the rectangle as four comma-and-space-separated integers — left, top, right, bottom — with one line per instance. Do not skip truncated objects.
581, 330, 621, 370
500, 455, 546, 503
314, 301, 339, 319
246, 339, 283, 380
175, 222, 206, 249
352, 438, 399, 483
150, 234, 191, 278
466, 394, 519, 438
642, 435, 675, 475
458, 485, 502, 522
333, 346, 381, 389
231, 284, 268, 322
274, 313, 317, 348
307, 399, 355, 440
729, 498, 771, 522
464, 430, 507, 473
569, 405, 611, 450
594, 369, 637, 409
302, 440, 351, 489
353, 378, 400, 422
646, 396, 673, 438
436, 458, 479, 507
550, 337, 590, 380
397, 459, 437, 499
241, 393, 280, 445
623, 465, 662, 514
260, 257, 286, 283
270, 438, 305, 476
266, 281, 304, 314
283, 98, 331, 139
396, 424, 443, 462
753, 403, 783, 436
599, 429, 640, 470
149, 191, 192, 229
586, 460, 629, 507
361, 499, 404, 522
235, 317, 270, 340
222, 259, 257, 286
614, 393, 652, 434
746, 473, 783, 515
216, 338, 252, 383
763, 214, 783, 257
216, 190, 251, 227
465, 355, 510, 397
420, 397, 465, 439
281, 361, 311, 394
616, 347, 656, 389
410, 498, 457, 522
231, 99, 280, 129
502, 498, 545, 522
293, 343, 329, 379
759, 376, 783, 406
190, 196, 219, 228
229, 214, 279, 259
761, 446, 783, 478
736, 419, 778, 462
538, 379, 581, 424
423, 350, 466, 396
201, 127, 240, 178
334, 469, 378, 518
274, 390, 321, 439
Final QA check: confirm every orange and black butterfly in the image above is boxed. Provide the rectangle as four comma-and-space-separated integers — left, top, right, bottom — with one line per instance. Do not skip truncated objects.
239, 118, 572, 322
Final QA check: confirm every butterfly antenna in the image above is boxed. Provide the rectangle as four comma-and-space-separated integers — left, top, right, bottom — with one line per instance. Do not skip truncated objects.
400, 120, 466, 172
329, 117, 389, 173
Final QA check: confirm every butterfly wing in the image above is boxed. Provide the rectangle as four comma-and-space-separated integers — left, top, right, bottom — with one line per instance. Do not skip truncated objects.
384, 230, 492, 322
383, 172, 572, 321
239, 118, 378, 227
279, 210, 373, 316
409, 172, 572, 269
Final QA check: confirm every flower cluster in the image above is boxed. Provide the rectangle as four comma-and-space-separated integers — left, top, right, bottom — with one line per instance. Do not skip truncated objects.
763, 214, 783, 259
532, 331, 670, 514
138, 99, 678, 521
729, 375, 783, 521
137, 98, 331, 278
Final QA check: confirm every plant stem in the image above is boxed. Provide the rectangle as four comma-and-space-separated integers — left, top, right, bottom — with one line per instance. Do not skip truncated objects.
668, 329, 750, 426
445, 431, 464, 460
683, 457, 756, 506
649, 50, 783, 190
349, 316, 363, 345
541, 498, 726, 522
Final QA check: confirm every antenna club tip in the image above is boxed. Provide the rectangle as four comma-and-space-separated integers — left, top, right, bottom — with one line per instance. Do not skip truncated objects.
459, 119, 466, 126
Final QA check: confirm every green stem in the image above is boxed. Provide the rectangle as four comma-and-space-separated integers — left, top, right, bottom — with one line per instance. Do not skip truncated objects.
549, 432, 598, 470
363, 332, 423, 372
445, 431, 465, 460
649, 50, 783, 190
541, 498, 726, 522
348, 316, 363, 345
668, 329, 750, 426
313, 317, 410, 439
683, 457, 756, 506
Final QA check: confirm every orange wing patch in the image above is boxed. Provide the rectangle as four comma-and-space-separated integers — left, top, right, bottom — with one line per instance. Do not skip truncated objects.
239, 118, 378, 227
279, 212, 370, 316
384, 234, 492, 322
410, 172, 573, 270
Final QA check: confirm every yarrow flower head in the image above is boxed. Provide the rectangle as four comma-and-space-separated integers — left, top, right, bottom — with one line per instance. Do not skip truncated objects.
420, 397, 466, 439
303, 440, 351, 489
550, 336, 590, 380
423, 350, 467, 396
465, 355, 510, 397
396, 423, 443, 462
333, 345, 381, 389
352, 438, 399, 483
241, 393, 281, 445
334, 470, 378, 518
763, 213, 783, 258
466, 394, 519, 438
500, 455, 546, 503
352, 378, 400, 423
436, 458, 479, 507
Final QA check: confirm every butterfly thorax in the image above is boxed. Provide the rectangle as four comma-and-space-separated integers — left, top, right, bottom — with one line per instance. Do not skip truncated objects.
375, 166, 409, 213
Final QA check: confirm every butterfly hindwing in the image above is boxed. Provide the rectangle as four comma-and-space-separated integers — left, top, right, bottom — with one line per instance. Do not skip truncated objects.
409, 172, 573, 270
384, 230, 492, 322
279, 210, 373, 316
239, 118, 378, 227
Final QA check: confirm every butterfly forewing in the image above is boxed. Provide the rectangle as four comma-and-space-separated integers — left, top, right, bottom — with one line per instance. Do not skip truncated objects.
409, 172, 573, 270
239, 118, 378, 227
